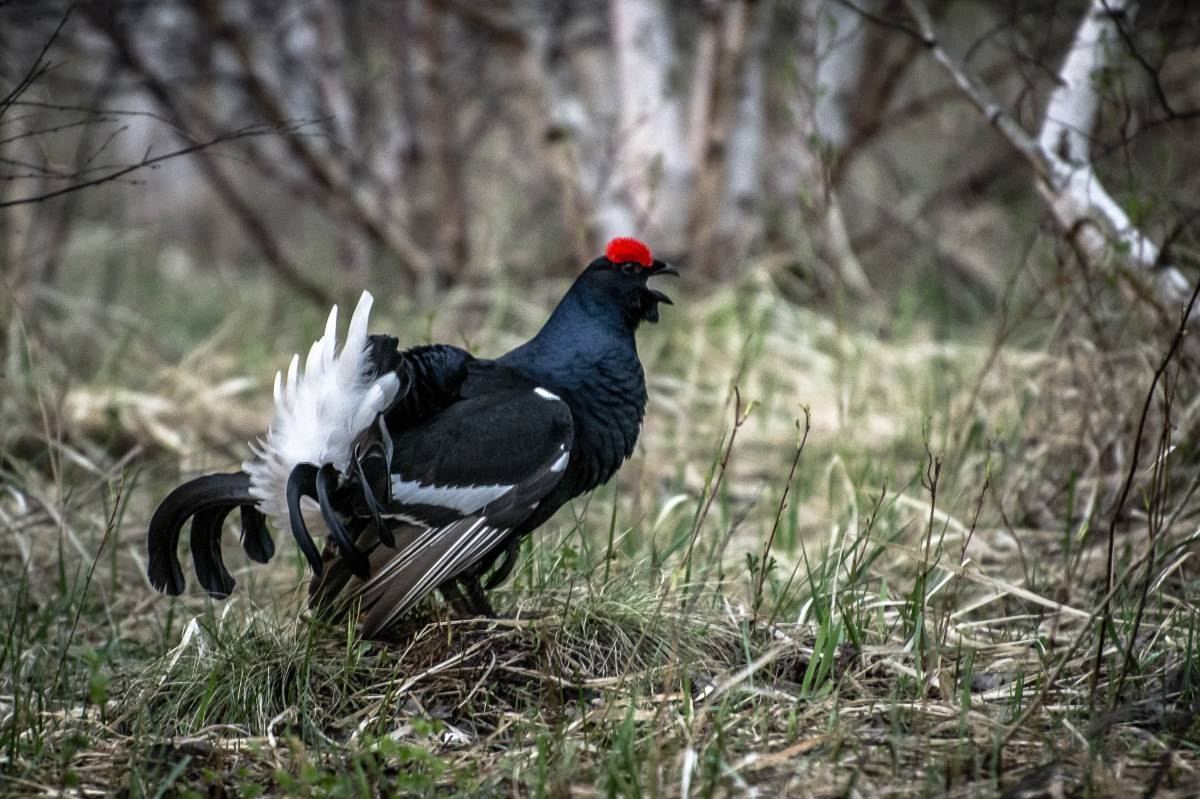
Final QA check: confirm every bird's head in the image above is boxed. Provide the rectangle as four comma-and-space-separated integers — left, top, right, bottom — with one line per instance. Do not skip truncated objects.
578, 237, 678, 327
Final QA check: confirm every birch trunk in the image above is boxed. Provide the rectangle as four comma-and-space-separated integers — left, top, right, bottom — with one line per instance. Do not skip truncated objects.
512, 8, 593, 267
1035, 0, 1189, 310
544, 8, 635, 246
418, 2, 468, 284
775, 0, 875, 297
610, 0, 691, 253
687, 0, 752, 278
717, 0, 771, 269
902, 0, 1192, 322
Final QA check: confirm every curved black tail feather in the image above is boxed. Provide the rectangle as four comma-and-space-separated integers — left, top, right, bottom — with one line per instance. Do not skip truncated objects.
352, 441, 394, 548
239, 505, 274, 563
316, 463, 371, 579
286, 464, 326, 577
146, 472, 260, 597
191, 505, 238, 598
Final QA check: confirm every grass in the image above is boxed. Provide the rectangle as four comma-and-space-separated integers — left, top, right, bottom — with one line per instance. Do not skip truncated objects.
2, 258, 1199, 796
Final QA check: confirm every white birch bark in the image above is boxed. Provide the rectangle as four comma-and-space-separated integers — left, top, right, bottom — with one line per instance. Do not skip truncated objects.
717, 0, 770, 261
810, 0, 866, 151
1035, 0, 1189, 306
502, 6, 593, 265
543, 9, 637, 247
902, 0, 1192, 320
610, 0, 691, 251
776, 0, 875, 296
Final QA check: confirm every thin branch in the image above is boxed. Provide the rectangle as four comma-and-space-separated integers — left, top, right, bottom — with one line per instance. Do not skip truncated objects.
1089, 275, 1200, 703
8, 99, 188, 132
85, 8, 336, 308
196, 0, 435, 280
0, 4, 73, 120
892, 0, 1195, 324
1102, 0, 1200, 123
752, 408, 811, 625
0, 124, 286, 207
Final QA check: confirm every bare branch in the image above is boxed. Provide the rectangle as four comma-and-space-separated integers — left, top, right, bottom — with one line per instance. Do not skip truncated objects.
0, 124, 286, 207
195, 0, 435, 280
8, 99, 185, 129
0, 4, 72, 120
81, 8, 337, 308
1102, 0, 1200, 123
898, 0, 1195, 323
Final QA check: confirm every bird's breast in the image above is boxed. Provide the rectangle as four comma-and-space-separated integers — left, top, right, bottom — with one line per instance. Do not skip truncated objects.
557, 355, 647, 494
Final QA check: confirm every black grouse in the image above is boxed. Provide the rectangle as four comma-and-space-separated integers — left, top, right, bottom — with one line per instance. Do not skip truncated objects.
146, 237, 676, 637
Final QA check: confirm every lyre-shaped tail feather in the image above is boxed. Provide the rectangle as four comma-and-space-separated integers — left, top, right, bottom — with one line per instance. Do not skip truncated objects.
147, 292, 400, 599
146, 471, 269, 598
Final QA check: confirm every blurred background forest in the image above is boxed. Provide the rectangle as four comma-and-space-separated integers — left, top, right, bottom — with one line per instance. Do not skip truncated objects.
4, 0, 1196, 320
4, 0, 1200, 795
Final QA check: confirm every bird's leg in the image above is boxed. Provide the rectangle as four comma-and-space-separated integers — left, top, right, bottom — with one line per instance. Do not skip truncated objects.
482, 536, 522, 590
438, 579, 476, 617
459, 575, 496, 617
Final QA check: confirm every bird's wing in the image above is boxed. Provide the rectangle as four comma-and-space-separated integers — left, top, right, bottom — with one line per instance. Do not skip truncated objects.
333, 379, 574, 636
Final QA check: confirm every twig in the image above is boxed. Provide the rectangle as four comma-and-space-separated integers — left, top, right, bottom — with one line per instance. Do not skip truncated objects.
998, 277, 1200, 748
1089, 274, 1200, 705
196, 0, 435, 280
889, 0, 1196, 323
86, 10, 336, 308
49, 472, 124, 702
752, 408, 810, 624
0, 5, 73, 120
0, 124, 289, 207
682, 387, 753, 599
1101, 0, 1200, 123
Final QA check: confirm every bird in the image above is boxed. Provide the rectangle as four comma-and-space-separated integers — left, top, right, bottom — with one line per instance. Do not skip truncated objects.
146, 237, 676, 637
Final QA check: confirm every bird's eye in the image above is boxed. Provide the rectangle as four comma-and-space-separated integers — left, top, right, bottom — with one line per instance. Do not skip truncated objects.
621, 262, 639, 275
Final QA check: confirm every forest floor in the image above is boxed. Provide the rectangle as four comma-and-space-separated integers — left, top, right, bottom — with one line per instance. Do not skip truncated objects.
2, 266, 1199, 797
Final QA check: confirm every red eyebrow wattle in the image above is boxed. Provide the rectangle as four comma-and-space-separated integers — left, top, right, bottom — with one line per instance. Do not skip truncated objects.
605, 237, 652, 267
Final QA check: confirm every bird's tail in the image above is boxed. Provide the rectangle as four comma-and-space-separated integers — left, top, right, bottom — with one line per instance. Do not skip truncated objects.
147, 291, 401, 599
242, 291, 400, 529
146, 472, 271, 598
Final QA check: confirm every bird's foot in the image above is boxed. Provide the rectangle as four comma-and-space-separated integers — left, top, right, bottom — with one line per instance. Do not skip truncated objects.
438, 577, 495, 617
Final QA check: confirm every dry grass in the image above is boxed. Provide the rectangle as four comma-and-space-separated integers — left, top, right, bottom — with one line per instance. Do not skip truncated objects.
2, 264, 1199, 797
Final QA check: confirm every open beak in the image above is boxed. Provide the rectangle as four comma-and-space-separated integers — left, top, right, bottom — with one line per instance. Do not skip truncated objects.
642, 260, 678, 322
648, 259, 677, 304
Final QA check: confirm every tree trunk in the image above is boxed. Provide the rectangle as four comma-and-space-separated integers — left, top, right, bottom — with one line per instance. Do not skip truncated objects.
796, 0, 874, 298
419, 1, 469, 284
717, 0, 771, 270
902, 0, 1193, 323
609, 0, 691, 254
687, 0, 753, 279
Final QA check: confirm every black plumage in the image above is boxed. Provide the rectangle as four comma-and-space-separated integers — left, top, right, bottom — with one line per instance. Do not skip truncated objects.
147, 239, 675, 637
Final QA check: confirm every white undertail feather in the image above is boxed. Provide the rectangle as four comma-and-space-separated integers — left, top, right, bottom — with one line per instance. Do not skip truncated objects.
243, 291, 400, 529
